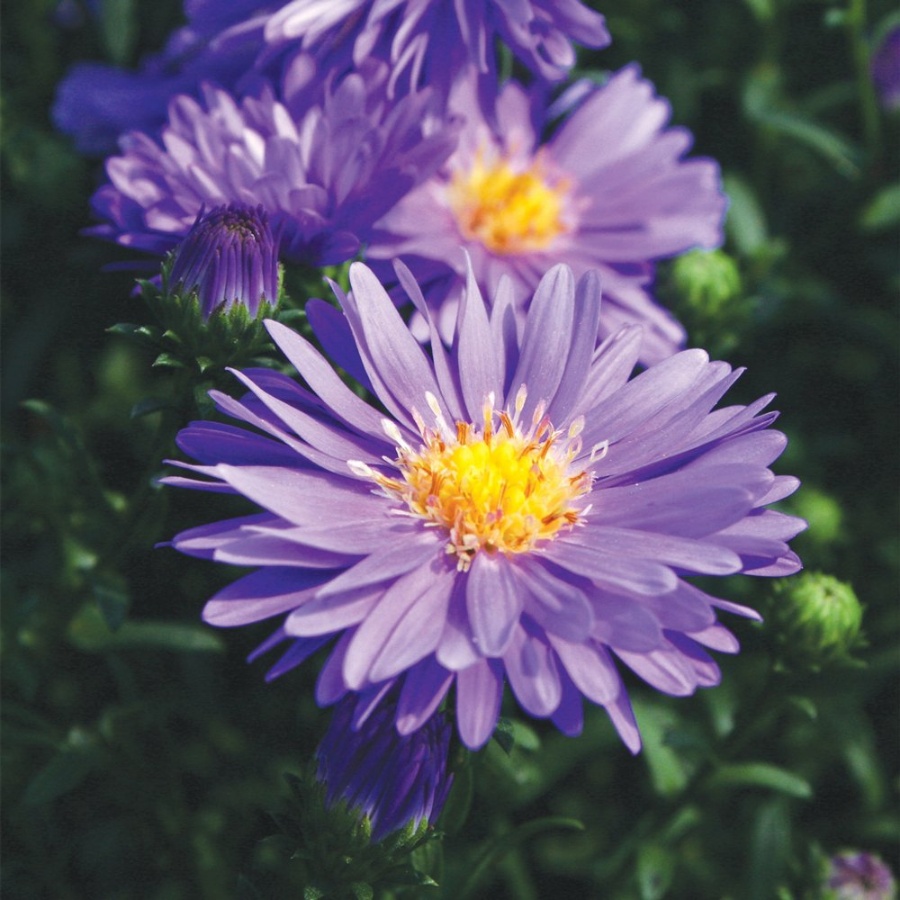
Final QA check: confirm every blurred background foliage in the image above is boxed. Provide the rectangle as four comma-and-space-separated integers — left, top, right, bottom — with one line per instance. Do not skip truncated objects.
2, 0, 898, 897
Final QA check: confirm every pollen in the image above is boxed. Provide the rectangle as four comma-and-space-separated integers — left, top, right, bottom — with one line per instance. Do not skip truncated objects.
362, 391, 592, 570
448, 150, 572, 255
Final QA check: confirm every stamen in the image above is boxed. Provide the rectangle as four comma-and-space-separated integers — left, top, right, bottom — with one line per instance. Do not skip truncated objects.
358, 397, 593, 569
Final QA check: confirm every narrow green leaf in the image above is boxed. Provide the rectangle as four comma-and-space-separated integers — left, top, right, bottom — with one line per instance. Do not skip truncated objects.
100, 0, 136, 64
706, 763, 813, 799
23, 747, 99, 806
723, 174, 769, 257
130, 397, 173, 419
90, 573, 130, 631
153, 352, 187, 369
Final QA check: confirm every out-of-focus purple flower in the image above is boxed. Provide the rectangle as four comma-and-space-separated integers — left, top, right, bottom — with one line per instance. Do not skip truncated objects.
52, 3, 268, 154
53, 0, 609, 155
872, 26, 900, 110
316, 693, 453, 842
825, 851, 897, 900
265, 0, 610, 111
369, 65, 727, 365
169, 204, 279, 318
164, 261, 804, 752
87, 62, 459, 267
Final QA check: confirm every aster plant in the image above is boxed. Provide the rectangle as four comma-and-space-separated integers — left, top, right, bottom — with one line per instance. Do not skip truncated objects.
368, 65, 728, 365
164, 261, 805, 752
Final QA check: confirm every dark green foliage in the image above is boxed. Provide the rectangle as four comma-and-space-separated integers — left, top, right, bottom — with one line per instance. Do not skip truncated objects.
2, 1, 897, 897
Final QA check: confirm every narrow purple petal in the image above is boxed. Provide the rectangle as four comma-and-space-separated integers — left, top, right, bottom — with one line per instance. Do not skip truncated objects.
203, 567, 329, 626
466, 553, 524, 656
456, 658, 504, 749
503, 624, 562, 717
396, 656, 454, 735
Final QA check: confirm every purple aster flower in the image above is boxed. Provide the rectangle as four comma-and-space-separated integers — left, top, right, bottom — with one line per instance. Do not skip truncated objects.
54, 0, 609, 155
316, 693, 453, 842
169, 203, 279, 318
368, 65, 727, 365
164, 261, 804, 752
825, 851, 897, 900
872, 26, 900, 111
87, 61, 459, 267
264, 0, 610, 112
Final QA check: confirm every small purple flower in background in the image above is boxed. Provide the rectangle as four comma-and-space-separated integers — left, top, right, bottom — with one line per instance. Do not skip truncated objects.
871, 26, 900, 111
316, 694, 453, 842
169, 204, 279, 318
369, 65, 727, 365
825, 851, 897, 900
87, 61, 459, 267
164, 261, 804, 752
53, 2, 268, 154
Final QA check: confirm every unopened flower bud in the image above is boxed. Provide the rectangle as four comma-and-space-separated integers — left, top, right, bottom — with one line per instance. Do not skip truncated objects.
772, 572, 864, 669
671, 248, 742, 318
316, 695, 454, 843
170, 203, 279, 318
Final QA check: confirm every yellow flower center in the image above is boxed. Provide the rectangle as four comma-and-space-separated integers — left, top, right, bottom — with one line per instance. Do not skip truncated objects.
448, 151, 572, 255
352, 390, 592, 570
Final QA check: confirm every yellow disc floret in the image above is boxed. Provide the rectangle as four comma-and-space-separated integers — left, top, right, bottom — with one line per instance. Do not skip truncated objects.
448, 150, 572, 255
352, 390, 592, 570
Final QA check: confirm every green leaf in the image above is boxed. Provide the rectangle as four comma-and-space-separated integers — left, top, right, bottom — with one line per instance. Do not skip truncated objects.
23, 746, 99, 806
705, 763, 813, 799
90, 572, 130, 631
439, 755, 473, 835
860, 184, 900, 231
633, 699, 690, 797
493, 717, 516, 755
748, 799, 792, 900
68, 604, 224, 653
457, 817, 584, 900
637, 843, 676, 900
152, 352, 187, 369
723, 174, 769, 257
107, 323, 161, 347
130, 397, 174, 419
350, 882, 374, 900
100, 0, 136, 65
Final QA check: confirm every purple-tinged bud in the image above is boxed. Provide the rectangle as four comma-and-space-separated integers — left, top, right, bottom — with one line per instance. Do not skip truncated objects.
169, 204, 279, 318
316, 695, 454, 843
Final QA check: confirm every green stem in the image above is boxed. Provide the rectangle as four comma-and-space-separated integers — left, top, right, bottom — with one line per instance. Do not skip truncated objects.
847, 0, 882, 161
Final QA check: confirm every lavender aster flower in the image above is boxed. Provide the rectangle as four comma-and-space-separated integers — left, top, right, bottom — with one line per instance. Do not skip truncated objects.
165, 261, 804, 752
825, 851, 897, 900
169, 204, 279, 318
316, 694, 453, 842
264, 0, 610, 111
87, 63, 459, 267
369, 65, 727, 365
54, 0, 609, 154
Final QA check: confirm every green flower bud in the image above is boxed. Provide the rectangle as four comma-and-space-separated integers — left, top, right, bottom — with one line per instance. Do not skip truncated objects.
671, 248, 742, 318
772, 572, 864, 670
